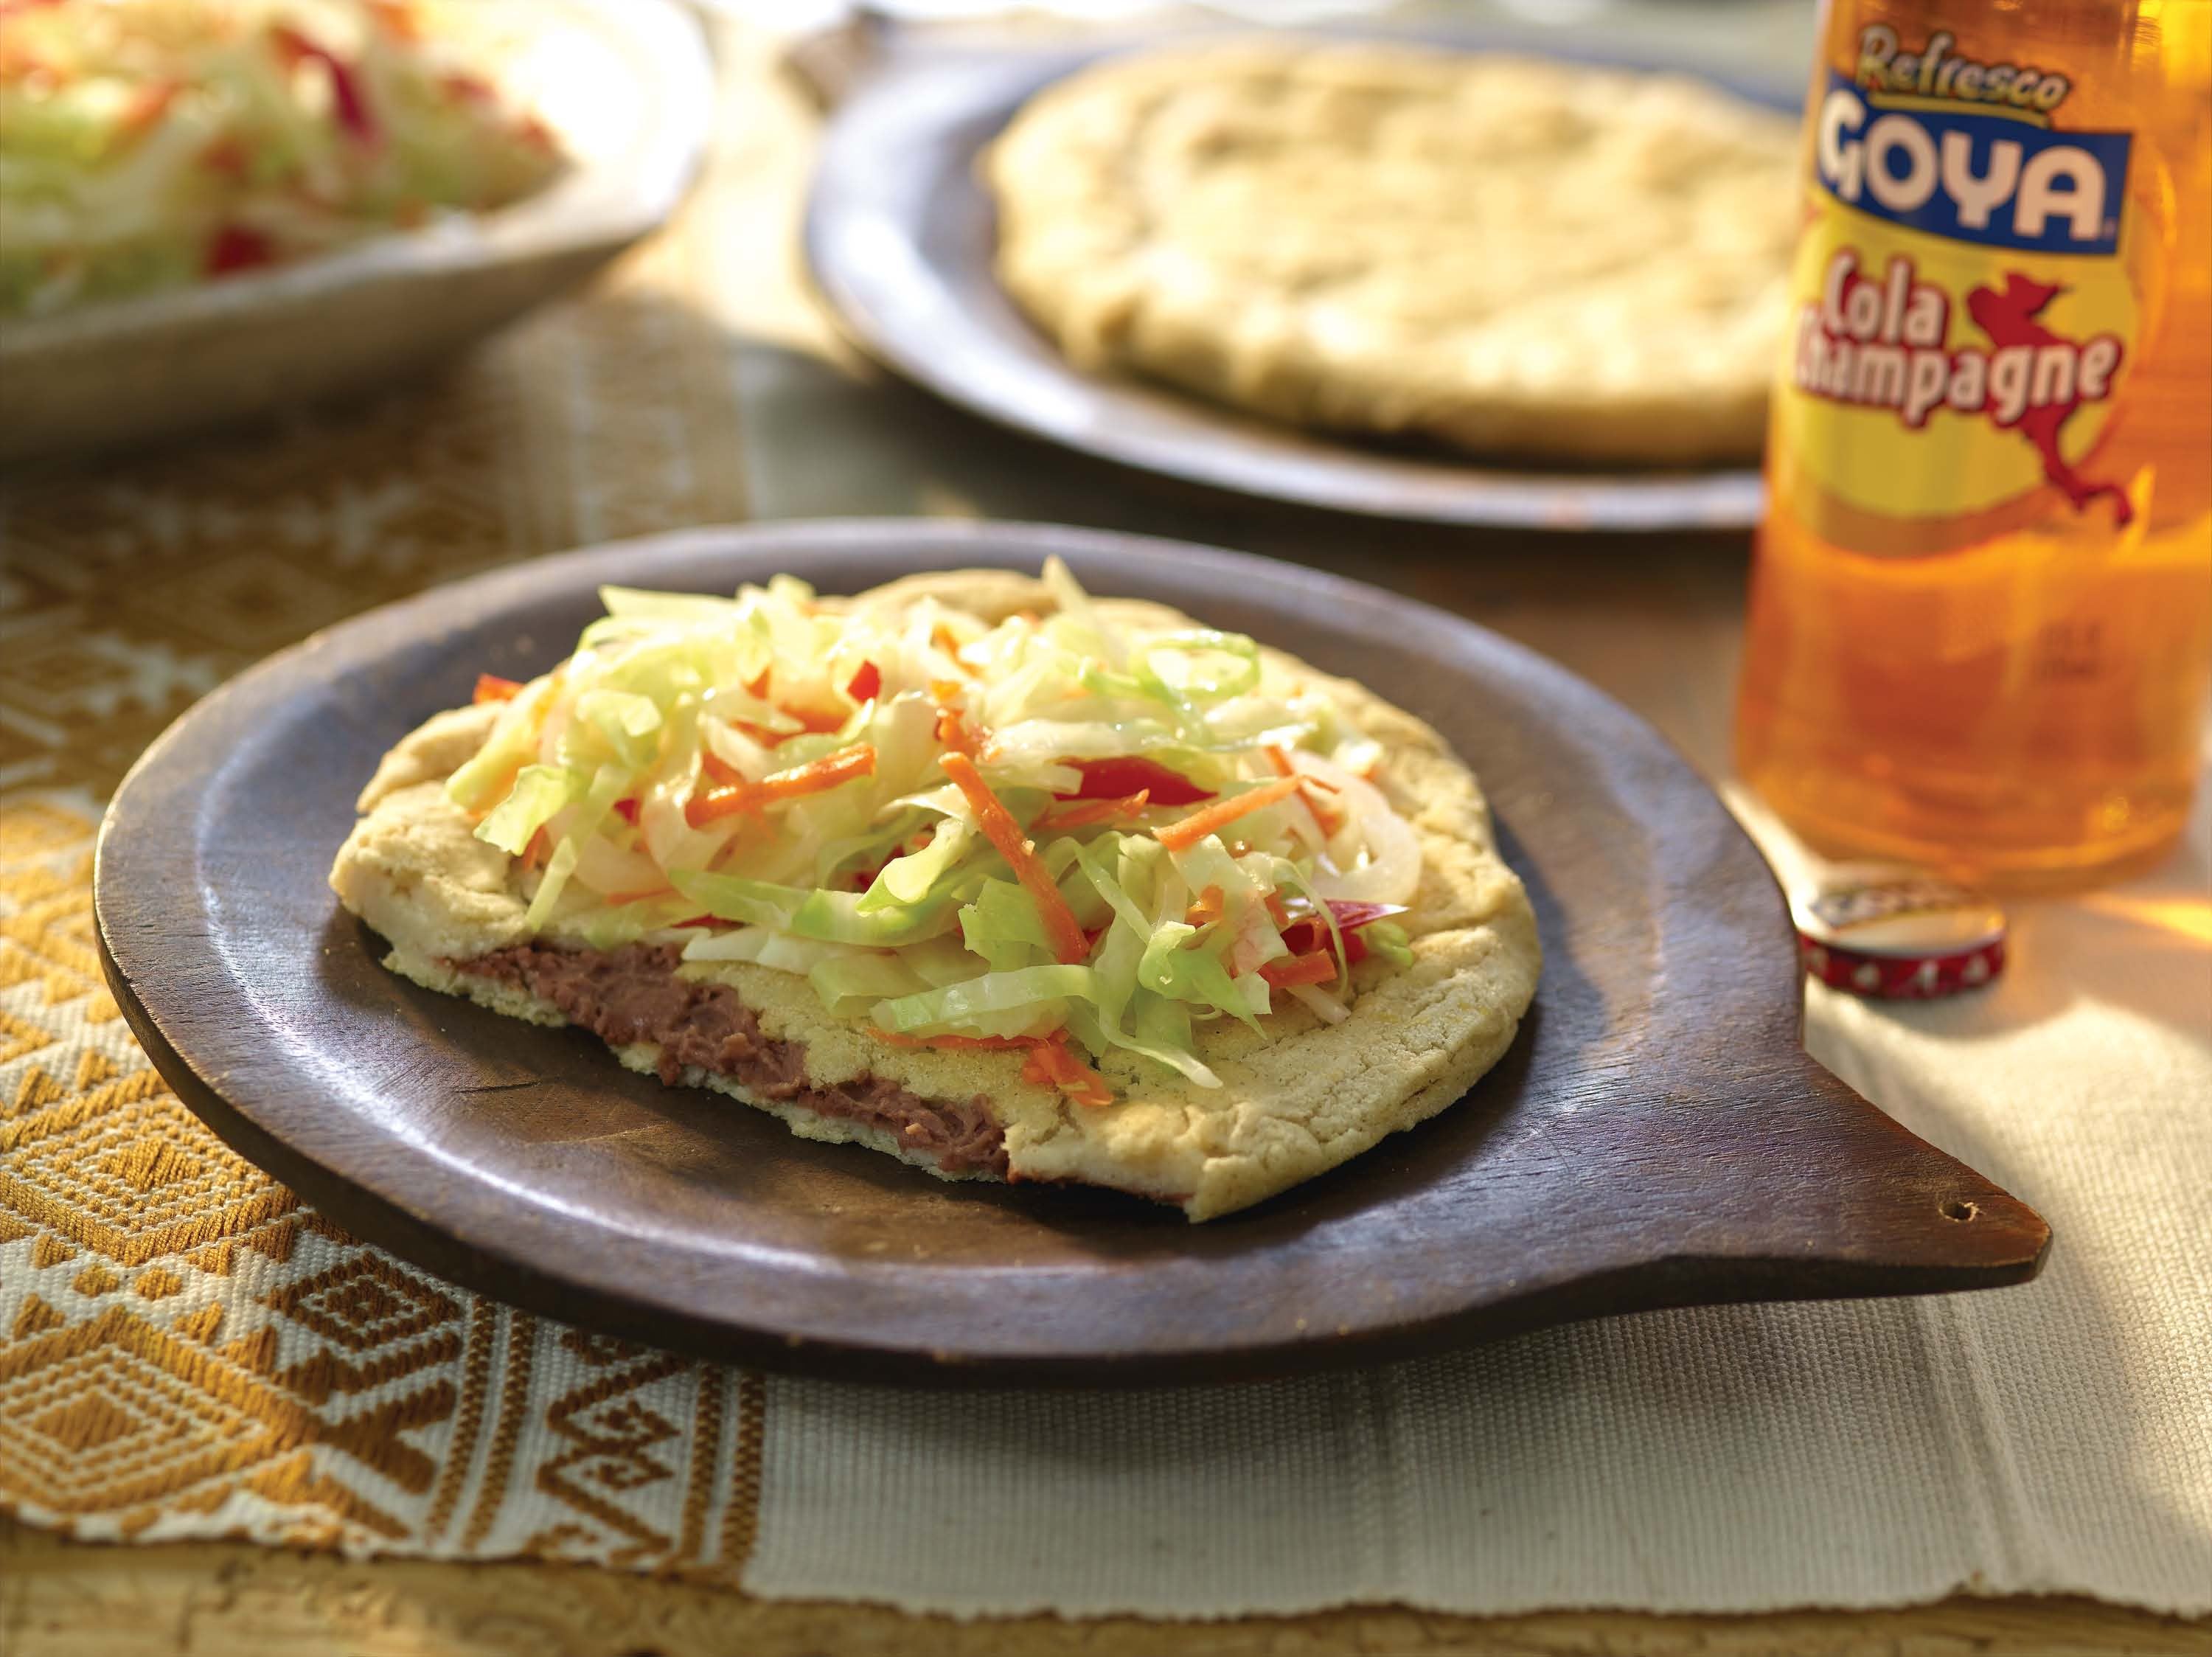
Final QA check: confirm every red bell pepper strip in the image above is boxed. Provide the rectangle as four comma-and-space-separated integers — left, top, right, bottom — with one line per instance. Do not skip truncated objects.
205, 224, 274, 275
1259, 952, 1340, 989
1055, 756, 1214, 806
271, 26, 378, 143
1278, 900, 1406, 962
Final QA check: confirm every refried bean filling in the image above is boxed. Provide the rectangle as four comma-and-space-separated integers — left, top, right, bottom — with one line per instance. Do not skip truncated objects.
454, 942, 1007, 1176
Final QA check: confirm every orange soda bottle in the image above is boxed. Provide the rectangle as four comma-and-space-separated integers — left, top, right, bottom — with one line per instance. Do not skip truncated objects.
1736, 0, 2212, 890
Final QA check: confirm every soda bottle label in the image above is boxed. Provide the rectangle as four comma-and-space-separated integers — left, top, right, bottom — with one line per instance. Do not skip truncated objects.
1774, 24, 2143, 549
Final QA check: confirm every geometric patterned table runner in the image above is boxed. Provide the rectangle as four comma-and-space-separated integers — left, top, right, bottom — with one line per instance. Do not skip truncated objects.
1, 22, 761, 1566
2, 796, 764, 1571
0, 810, 762, 1564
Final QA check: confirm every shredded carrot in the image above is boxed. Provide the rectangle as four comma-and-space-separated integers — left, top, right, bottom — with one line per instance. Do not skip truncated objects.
931, 623, 978, 673
1265, 744, 1346, 836
870, 1029, 1116, 1108
1259, 952, 1339, 989
699, 751, 744, 788
1186, 883, 1225, 926
1021, 1034, 1114, 1108
846, 661, 881, 702
1032, 788, 1149, 836
939, 751, 1090, 965
1264, 892, 1293, 928
474, 673, 524, 704
366, 0, 422, 41
121, 79, 178, 135
1154, 777, 1303, 852
934, 708, 973, 752
686, 743, 877, 827
518, 829, 549, 872
929, 680, 979, 755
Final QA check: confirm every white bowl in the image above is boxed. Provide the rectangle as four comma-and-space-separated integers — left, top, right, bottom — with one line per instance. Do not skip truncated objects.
0, 0, 713, 461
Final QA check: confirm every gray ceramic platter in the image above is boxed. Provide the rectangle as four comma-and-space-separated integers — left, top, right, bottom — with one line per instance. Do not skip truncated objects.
805, 34, 1797, 532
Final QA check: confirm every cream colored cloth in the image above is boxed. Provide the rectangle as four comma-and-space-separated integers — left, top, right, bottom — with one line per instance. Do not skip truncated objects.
738, 793, 2212, 1617
5, 785, 2205, 1616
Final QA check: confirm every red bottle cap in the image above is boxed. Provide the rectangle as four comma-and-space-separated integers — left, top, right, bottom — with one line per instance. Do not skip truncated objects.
1789, 864, 2007, 999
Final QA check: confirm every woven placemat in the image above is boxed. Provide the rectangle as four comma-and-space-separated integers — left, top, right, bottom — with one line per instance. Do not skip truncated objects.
0, 76, 769, 1564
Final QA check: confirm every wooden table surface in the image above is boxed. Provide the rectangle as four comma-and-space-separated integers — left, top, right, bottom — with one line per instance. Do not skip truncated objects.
3, 18, 2201, 1657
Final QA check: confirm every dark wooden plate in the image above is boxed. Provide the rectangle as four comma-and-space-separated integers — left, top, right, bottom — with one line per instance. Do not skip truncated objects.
803, 36, 1791, 532
95, 521, 2047, 1386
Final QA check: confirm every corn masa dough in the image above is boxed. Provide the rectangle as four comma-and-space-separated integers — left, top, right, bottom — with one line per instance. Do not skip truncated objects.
984, 41, 1798, 465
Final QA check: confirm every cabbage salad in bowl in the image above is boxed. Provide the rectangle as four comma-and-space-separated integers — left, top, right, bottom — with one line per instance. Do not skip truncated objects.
1, 0, 564, 316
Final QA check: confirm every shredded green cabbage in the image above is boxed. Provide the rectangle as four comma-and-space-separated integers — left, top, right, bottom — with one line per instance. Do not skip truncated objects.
473, 763, 577, 855
669, 870, 960, 948
1364, 921, 1416, 968
448, 557, 1424, 1096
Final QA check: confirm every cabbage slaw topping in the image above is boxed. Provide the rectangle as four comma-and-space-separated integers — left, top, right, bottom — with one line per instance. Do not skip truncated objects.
454, 562, 1422, 1105
1, 0, 563, 317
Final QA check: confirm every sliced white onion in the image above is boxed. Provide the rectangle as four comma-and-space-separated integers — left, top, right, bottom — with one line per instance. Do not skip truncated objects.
568, 832, 666, 897
1225, 891, 1290, 976
1292, 752, 1421, 906
1330, 734, 1386, 777
699, 685, 801, 735
888, 782, 970, 821
1286, 982, 1351, 1025
987, 719, 1158, 763
637, 766, 696, 867
866, 695, 944, 796
988, 760, 1083, 796
700, 715, 773, 782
